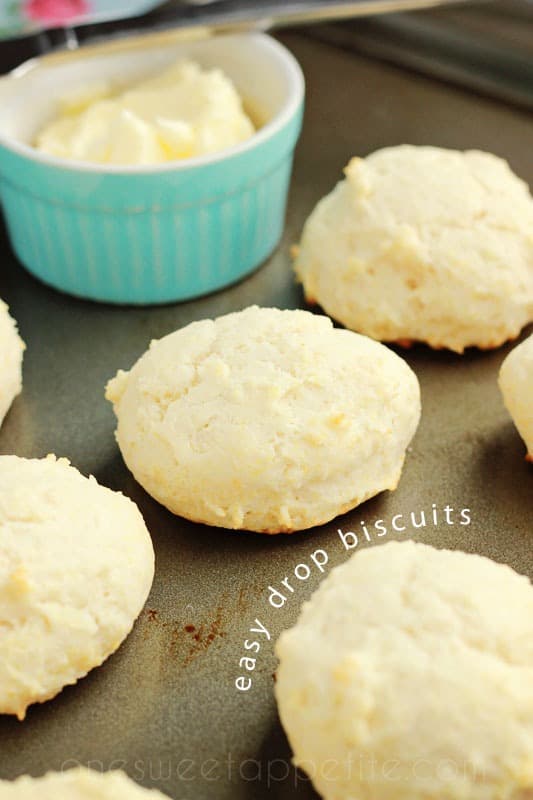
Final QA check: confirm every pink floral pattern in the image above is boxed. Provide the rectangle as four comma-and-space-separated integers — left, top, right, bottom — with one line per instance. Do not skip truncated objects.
23, 0, 90, 24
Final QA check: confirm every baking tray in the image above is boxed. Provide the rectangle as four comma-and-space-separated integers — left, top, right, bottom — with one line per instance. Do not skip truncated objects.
0, 24, 532, 800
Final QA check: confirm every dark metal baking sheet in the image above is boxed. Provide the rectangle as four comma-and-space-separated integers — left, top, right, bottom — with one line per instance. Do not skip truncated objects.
0, 25, 531, 800
307, 0, 533, 110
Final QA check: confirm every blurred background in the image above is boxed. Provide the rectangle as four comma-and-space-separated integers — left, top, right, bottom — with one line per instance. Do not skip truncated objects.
0, 1, 531, 111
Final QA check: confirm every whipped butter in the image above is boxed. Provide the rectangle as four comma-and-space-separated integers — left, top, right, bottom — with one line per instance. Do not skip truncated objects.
35, 60, 255, 165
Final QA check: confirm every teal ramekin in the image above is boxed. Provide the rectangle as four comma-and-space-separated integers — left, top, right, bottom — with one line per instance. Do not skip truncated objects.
0, 32, 304, 304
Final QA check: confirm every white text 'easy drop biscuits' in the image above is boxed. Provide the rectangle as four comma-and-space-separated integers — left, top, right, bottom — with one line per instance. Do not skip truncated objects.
0, 301, 24, 427
294, 145, 533, 352
499, 332, 533, 460
0, 455, 154, 720
275, 540, 533, 800
0, 769, 170, 798
106, 306, 420, 533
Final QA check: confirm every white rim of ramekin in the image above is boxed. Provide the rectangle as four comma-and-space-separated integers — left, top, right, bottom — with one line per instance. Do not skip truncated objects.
0, 31, 305, 175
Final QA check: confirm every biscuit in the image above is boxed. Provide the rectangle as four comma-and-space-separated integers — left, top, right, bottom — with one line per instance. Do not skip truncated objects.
275, 540, 533, 800
0, 301, 24, 427
0, 768, 170, 798
294, 145, 533, 353
499, 332, 533, 460
106, 306, 420, 533
0, 455, 154, 720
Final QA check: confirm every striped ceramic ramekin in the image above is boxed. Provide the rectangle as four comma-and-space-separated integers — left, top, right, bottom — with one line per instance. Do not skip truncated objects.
0, 32, 304, 304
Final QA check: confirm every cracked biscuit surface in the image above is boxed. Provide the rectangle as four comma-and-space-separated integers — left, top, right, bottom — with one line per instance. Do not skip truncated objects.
0, 768, 170, 798
294, 145, 533, 353
0, 301, 24, 428
275, 540, 533, 800
106, 306, 420, 533
0, 455, 154, 720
